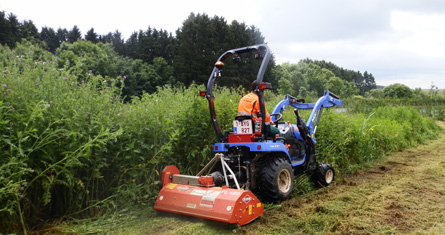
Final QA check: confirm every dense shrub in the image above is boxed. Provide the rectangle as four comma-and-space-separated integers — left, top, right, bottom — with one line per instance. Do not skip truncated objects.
383, 83, 414, 98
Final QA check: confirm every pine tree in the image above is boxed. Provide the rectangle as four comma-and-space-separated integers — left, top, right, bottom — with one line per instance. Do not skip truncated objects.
20, 20, 39, 41
362, 71, 376, 94
40, 27, 59, 53
6, 13, 20, 47
68, 25, 82, 43
174, 13, 268, 88
56, 28, 68, 43
85, 28, 98, 43
0, 11, 10, 46
125, 31, 140, 58
99, 32, 113, 43
111, 30, 125, 55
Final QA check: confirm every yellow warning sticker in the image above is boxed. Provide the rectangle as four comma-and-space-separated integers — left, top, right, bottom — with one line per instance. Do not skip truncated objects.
166, 183, 177, 190
257, 203, 262, 208
249, 205, 252, 215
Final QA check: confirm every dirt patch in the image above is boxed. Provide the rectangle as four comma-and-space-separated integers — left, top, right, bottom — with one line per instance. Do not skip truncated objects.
382, 201, 413, 232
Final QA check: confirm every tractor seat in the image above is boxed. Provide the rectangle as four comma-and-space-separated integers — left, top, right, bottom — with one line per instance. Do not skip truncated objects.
235, 116, 253, 121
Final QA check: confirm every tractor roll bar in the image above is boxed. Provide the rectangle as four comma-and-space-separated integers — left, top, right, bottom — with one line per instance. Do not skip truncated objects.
204, 44, 272, 142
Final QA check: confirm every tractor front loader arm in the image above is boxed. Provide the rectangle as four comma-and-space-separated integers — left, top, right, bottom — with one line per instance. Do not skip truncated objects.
271, 90, 343, 143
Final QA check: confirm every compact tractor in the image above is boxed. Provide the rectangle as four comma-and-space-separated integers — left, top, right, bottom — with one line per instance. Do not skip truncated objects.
154, 44, 343, 225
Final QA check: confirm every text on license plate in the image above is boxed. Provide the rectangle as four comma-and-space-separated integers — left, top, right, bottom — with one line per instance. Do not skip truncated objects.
233, 120, 253, 134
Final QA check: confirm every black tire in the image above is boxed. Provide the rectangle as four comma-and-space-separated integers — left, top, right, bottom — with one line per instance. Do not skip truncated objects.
313, 163, 335, 187
257, 157, 294, 202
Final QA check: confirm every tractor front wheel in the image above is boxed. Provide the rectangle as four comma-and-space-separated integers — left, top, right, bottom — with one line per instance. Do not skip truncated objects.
313, 163, 335, 186
258, 157, 294, 202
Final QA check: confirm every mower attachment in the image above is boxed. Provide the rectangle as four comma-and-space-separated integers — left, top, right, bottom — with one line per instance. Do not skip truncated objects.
154, 165, 263, 225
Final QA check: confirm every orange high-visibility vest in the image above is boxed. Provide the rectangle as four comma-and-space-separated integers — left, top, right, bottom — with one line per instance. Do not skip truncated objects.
238, 92, 271, 123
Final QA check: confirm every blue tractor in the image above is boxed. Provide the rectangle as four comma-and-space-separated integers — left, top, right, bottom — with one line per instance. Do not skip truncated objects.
154, 44, 342, 225
201, 44, 343, 202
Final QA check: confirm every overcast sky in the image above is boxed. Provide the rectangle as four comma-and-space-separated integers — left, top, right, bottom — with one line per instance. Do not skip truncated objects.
2, 0, 445, 89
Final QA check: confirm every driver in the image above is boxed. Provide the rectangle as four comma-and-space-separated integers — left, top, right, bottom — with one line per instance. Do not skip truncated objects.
238, 80, 281, 138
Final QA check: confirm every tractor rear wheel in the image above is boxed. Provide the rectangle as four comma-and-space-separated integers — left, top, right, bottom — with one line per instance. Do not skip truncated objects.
257, 157, 294, 202
313, 163, 335, 186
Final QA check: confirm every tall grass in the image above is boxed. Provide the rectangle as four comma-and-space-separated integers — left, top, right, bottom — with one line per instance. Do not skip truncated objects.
316, 106, 440, 172
0, 41, 441, 234
345, 95, 445, 120
1, 41, 125, 233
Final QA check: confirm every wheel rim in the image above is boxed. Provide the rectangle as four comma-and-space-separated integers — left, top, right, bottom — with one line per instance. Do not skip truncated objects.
278, 169, 292, 193
325, 169, 334, 184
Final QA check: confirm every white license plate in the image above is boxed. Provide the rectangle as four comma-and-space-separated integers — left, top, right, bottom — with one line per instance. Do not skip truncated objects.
233, 120, 253, 134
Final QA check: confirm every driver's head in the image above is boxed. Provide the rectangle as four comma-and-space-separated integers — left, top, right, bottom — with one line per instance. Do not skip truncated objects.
251, 80, 258, 91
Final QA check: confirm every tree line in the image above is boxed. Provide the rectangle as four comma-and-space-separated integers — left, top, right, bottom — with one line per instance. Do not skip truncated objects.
0, 10, 377, 97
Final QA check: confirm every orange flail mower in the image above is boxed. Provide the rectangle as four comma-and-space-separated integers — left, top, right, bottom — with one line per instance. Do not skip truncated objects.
154, 165, 263, 225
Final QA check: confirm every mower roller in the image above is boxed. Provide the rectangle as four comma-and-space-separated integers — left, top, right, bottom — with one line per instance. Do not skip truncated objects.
154, 44, 343, 225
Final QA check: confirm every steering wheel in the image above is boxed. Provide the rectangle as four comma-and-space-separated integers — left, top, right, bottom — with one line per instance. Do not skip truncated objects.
270, 113, 283, 122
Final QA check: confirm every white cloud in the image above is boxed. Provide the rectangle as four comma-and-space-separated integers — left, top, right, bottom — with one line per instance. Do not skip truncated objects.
391, 11, 445, 58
